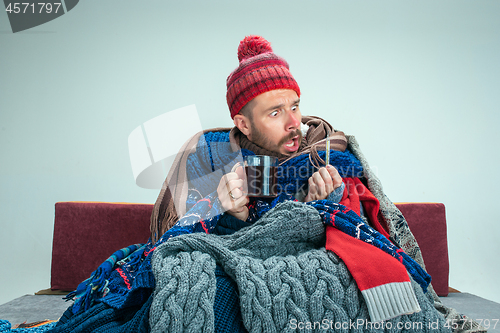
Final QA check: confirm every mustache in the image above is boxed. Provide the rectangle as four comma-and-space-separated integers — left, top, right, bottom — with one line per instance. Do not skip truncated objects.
278, 129, 302, 146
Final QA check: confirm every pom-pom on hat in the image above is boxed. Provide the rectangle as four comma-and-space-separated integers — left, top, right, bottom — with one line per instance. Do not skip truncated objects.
226, 35, 301, 119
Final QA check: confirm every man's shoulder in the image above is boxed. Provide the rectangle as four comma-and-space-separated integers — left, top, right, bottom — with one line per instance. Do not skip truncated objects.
185, 127, 241, 171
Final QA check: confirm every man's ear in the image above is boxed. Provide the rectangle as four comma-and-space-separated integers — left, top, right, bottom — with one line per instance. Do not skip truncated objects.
233, 114, 252, 137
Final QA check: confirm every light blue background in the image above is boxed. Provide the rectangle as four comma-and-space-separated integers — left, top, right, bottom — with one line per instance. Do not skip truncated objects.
1, 0, 499, 306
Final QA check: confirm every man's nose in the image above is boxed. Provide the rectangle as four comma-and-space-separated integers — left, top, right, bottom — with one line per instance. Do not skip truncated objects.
286, 110, 300, 131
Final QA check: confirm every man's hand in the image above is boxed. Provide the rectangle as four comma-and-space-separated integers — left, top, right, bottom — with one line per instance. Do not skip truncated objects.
217, 164, 249, 221
304, 165, 343, 202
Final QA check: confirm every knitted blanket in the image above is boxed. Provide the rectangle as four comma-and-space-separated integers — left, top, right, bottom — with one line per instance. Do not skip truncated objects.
44, 126, 484, 333
150, 201, 449, 333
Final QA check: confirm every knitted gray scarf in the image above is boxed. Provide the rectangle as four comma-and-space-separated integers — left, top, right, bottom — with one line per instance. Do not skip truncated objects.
150, 200, 450, 333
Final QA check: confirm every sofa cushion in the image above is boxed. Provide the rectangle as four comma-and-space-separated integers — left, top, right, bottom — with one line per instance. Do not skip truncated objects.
50, 202, 153, 291
395, 203, 449, 296
50, 201, 449, 297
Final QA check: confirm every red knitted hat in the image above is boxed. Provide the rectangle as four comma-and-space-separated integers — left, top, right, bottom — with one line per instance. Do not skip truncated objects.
226, 36, 301, 119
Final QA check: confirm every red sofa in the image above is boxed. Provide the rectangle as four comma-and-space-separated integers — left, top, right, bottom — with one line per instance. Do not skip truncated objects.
50, 201, 449, 297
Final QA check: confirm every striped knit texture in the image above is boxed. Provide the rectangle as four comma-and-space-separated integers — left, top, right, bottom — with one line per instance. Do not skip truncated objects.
0, 320, 56, 333
226, 36, 300, 118
361, 282, 421, 322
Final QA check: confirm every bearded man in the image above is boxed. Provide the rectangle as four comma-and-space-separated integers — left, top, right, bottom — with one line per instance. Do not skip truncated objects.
58, 36, 477, 333
150, 36, 354, 239
146, 36, 457, 333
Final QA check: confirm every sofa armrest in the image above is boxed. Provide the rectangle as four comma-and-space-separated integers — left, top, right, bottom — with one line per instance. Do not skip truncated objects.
51, 202, 153, 291
394, 202, 449, 296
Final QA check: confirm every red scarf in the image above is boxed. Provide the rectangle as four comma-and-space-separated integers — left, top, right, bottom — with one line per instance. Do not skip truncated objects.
325, 178, 421, 322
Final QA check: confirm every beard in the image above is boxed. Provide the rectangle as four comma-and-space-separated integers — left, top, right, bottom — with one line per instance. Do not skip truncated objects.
249, 121, 303, 155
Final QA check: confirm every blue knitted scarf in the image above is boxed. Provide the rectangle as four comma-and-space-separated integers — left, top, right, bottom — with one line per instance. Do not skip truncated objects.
186, 131, 364, 199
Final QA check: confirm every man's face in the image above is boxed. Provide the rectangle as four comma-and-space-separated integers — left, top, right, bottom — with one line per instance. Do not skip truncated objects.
235, 89, 302, 156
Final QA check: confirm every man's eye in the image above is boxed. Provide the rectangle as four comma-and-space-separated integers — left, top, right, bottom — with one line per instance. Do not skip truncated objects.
270, 110, 278, 117
292, 105, 298, 111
